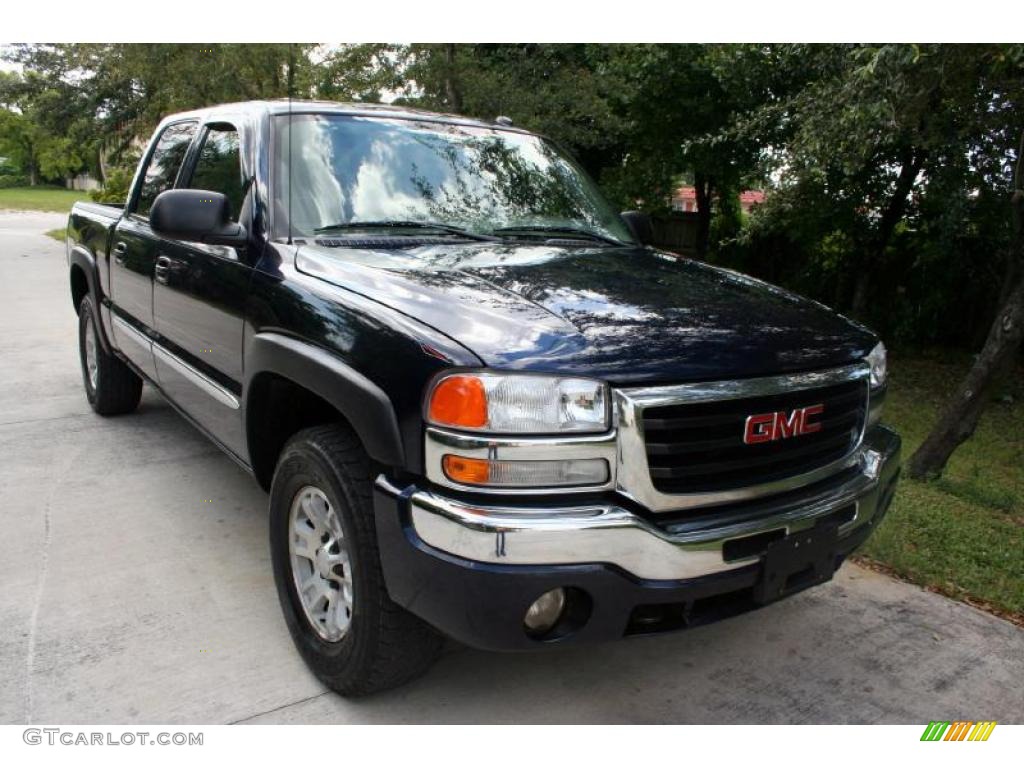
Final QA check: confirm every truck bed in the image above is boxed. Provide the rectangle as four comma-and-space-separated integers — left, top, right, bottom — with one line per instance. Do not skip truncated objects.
68, 201, 123, 264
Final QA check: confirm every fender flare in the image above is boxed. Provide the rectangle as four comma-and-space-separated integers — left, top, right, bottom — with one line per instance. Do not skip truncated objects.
244, 332, 405, 467
69, 245, 113, 353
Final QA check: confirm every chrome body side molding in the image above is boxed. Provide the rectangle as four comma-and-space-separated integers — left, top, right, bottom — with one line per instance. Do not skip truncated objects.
151, 343, 240, 410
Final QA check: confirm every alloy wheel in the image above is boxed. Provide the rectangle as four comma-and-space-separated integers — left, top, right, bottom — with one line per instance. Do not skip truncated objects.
288, 486, 353, 642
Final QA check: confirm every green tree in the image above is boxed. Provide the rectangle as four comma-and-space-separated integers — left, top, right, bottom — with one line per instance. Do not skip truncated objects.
397, 44, 628, 178
0, 69, 96, 185
311, 44, 402, 102
4, 44, 315, 164
728, 45, 1020, 315
601, 44, 780, 254
0, 106, 41, 185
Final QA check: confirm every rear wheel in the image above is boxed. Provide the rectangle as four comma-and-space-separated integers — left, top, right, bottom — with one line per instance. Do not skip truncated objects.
269, 424, 443, 696
78, 296, 142, 416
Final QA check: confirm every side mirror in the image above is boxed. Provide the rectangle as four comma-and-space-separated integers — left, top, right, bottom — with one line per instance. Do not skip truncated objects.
620, 210, 653, 246
150, 189, 247, 247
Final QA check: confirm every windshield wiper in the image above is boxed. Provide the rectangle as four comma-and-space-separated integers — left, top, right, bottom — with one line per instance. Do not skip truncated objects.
490, 225, 629, 247
314, 220, 496, 241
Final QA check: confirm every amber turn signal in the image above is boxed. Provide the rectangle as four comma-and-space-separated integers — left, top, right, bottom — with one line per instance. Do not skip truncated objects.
442, 455, 610, 488
442, 455, 492, 485
428, 375, 488, 429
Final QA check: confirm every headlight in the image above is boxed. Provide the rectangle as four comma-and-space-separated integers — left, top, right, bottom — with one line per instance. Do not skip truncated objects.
866, 342, 887, 389
426, 373, 609, 434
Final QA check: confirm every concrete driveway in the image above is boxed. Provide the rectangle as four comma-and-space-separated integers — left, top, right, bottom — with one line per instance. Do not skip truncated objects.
0, 210, 1021, 725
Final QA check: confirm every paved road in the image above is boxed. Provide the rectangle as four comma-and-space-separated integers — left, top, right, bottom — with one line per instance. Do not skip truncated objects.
0, 210, 1021, 724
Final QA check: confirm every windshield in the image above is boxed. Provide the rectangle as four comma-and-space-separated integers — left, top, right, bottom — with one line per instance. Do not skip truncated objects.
272, 114, 633, 244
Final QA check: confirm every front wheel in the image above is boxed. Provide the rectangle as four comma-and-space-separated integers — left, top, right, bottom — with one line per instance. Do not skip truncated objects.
269, 424, 443, 696
78, 296, 142, 416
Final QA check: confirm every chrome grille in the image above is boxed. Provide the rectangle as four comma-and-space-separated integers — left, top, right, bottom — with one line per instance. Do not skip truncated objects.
642, 379, 868, 494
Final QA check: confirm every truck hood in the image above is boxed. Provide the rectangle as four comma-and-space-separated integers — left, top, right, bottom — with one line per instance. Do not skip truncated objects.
296, 242, 876, 384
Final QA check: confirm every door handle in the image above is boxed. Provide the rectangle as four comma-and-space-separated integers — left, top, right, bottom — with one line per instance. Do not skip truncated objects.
154, 255, 172, 285
112, 241, 127, 265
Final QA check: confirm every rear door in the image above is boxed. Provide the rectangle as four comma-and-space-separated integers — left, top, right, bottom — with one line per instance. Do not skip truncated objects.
151, 121, 252, 457
109, 121, 198, 380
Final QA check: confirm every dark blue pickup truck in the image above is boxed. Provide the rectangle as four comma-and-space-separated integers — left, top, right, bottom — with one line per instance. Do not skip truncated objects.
66, 100, 900, 696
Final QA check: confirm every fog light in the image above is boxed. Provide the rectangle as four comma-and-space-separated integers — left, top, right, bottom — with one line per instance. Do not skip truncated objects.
524, 588, 567, 636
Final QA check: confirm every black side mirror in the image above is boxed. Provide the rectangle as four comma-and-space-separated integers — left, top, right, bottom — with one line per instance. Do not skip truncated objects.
620, 210, 653, 246
150, 189, 247, 247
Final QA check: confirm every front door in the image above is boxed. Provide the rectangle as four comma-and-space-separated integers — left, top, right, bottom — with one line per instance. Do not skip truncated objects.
152, 121, 252, 458
109, 121, 198, 380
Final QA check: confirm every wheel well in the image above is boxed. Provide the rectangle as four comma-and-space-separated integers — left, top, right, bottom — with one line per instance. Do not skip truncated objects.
246, 372, 358, 491
70, 265, 89, 313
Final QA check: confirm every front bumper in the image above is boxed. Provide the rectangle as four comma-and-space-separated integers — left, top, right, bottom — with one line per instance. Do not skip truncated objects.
374, 425, 901, 651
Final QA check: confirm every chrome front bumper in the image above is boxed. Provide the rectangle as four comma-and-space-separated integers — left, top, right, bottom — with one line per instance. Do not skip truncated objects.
397, 425, 901, 582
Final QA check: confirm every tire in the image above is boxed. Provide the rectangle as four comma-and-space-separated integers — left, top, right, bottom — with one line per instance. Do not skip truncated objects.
269, 424, 443, 696
78, 295, 143, 416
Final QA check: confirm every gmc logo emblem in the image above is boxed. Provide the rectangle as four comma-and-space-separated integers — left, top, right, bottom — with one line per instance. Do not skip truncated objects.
743, 404, 824, 445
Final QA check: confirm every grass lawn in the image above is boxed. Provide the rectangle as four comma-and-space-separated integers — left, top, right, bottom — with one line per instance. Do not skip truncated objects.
44, 228, 67, 241
859, 351, 1023, 624
0, 186, 90, 213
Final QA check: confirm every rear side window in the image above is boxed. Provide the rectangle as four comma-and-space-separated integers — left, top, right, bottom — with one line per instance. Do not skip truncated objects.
188, 125, 243, 221
134, 122, 197, 217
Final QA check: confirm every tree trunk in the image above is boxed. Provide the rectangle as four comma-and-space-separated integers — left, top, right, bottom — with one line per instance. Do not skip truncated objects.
444, 44, 462, 113
287, 44, 296, 98
907, 131, 1024, 480
850, 272, 871, 317
850, 147, 926, 316
996, 245, 1022, 310
875, 148, 926, 258
694, 172, 713, 258
96, 145, 107, 186
906, 278, 1024, 479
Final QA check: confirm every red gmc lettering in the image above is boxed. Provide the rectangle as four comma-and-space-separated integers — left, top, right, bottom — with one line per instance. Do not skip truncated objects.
773, 409, 802, 439
743, 413, 775, 444
801, 404, 824, 434
743, 404, 825, 444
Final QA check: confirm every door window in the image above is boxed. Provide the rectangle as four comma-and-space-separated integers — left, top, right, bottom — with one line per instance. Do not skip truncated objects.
188, 125, 243, 221
134, 122, 198, 217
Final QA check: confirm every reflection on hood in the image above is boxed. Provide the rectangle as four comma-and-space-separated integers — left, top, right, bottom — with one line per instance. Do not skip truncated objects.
296, 242, 876, 384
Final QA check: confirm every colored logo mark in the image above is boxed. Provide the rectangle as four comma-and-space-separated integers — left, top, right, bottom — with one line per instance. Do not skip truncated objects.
920, 721, 996, 741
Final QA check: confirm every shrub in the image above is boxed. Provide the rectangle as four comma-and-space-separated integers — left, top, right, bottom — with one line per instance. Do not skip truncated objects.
0, 173, 28, 188
89, 167, 133, 204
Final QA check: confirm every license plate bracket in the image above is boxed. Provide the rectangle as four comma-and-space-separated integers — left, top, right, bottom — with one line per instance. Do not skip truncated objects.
753, 522, 840, 604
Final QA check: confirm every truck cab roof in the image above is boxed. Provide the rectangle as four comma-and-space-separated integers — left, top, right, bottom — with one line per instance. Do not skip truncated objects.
158, 99, 529, 134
